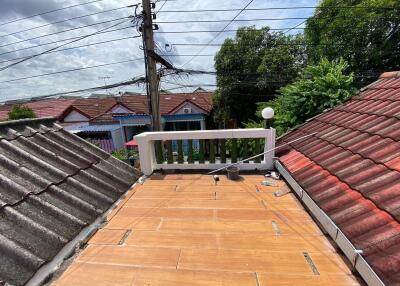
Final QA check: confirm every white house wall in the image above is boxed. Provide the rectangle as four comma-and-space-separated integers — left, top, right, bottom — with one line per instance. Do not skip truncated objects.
172, 102, 205, 115
63, 110, 90, 123
109, 104, 132, 114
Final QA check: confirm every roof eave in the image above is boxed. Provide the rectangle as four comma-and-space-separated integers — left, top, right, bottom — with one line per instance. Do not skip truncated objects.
274, 159, 385, 286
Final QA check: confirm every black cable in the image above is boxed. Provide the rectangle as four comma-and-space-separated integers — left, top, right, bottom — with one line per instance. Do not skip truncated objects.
155, 28, 305, 34
0, 16, 131, 49
157, 6, 396, 13
154, 16, 396, 24
0, 35, 141, 65
0, 19, 134, 72
180, 0, 256, 68
0, 77, 145, 104
0, 26, 133, 57
0, 0, 104, 27
0, 58, 144, 83
0, 5, 134, 39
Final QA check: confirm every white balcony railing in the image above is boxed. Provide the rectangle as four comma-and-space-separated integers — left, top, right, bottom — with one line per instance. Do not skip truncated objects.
135, 128, 276, 176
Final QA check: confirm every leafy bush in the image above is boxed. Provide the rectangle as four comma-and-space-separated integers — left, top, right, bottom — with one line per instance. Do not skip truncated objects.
112, 149, 138, 161
8, 105, 37, 120
257, 58, 357, 135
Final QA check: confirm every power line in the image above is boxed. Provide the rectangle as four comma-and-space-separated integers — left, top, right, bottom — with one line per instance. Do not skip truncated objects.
0, 35, 141, 65
154, 16, 397, 24
0, 77, 146, 104
0, 0, 104, 27
180, 0, 256, 68
0, 19, 133, 71
0, 26, 133, 57
157, 6, 395, 13
0, 58, 144, 83
0, 5, 134, 39
0, 16, 131, 49
155, 28, 305, 34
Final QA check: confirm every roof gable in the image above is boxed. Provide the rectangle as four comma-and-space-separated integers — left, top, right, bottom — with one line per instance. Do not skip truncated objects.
168, 100, 210, 115
63, 109, 90, 123
277, 72, 400, 285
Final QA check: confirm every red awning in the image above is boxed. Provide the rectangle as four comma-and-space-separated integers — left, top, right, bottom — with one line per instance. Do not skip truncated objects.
124, 139, 138, 147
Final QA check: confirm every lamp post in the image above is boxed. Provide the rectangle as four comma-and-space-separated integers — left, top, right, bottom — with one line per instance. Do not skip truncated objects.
261, 107, 274, 129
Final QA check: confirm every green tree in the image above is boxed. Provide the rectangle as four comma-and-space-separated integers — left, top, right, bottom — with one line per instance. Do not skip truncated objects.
213, 26, 306, 126
8, 105, 37, 120
258, 58, 357, 135
305, 0, 400, 86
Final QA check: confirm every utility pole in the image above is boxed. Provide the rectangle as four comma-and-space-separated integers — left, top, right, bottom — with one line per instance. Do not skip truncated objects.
141, 0, 161, 131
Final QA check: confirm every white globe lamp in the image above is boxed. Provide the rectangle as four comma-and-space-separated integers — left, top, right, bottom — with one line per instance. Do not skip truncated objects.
261, 107, 274, 119
261, 107, 274, 128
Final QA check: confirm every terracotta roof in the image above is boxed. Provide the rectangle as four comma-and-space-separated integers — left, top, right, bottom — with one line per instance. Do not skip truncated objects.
53, 174, 361, 286
86, 92, 213, 123
69, 97, 117, 118
0, 99, 76, 121
277, 71, 400, 285
1, 93, 213, 123
159, 92, 213, 114
0, 118, 138, 286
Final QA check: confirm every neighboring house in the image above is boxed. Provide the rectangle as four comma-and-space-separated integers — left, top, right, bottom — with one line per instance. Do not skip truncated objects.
276, 71, 400, 285
61, 92, 213, 153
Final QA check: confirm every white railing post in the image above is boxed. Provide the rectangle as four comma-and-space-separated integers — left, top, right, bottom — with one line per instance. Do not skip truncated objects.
134, 133, 156, 176
263, 128, 276, 169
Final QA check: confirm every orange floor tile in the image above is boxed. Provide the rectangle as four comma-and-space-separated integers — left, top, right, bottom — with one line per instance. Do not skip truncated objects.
53, 174, 363, 286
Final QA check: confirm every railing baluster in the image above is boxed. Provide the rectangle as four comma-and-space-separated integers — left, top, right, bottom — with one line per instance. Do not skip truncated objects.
220, 139, 226, 163
188, 139, 194, 163
209, 139, 215, 163
199, 139, 205, 163
167, 140, 173, 164
177, 140, 184, 163
231, 139, 238, 163
242, 139, 248, 162
254, 138, 261, 163
155, 141, 164, 163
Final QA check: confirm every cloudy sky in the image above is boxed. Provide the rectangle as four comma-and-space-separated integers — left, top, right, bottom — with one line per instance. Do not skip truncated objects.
0, 0, 318, 102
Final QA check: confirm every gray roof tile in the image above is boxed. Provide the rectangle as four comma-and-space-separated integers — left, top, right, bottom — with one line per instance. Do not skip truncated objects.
0, 118, 138, 286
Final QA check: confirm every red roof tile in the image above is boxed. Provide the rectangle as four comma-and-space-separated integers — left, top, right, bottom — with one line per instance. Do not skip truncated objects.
278, 71, 400, 285
0, 99, 76, 121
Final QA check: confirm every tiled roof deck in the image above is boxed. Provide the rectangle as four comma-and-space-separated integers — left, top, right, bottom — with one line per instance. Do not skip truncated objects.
53, 174, 361, 286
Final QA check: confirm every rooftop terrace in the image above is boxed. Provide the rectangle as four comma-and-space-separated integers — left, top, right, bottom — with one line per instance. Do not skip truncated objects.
53, 174, 362, 286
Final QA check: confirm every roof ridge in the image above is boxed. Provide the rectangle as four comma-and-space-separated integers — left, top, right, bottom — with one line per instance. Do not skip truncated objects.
0, 117, 55, 130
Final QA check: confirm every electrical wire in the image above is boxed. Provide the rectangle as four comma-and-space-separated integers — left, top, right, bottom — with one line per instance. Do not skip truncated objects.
0, 26, 133, 57
157, 6, 396, 13
155, 28, 305, 34
0, 77, 146, 104
180, 0, 256, 68
0, 16, 132, 49
0, 58, 144, 83
0, 35, 141, 65
0, 5, 135, 39
154, 15, 397, 24
0, 19, 133, 72
0, 0, 104, 27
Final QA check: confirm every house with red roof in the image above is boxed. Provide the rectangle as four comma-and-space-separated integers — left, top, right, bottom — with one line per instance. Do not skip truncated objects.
275, 71, 400, 285
61, 92, 213, 152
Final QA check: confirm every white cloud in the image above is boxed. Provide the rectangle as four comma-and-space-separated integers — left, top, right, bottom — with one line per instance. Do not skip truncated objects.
0, 0, 317, 102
